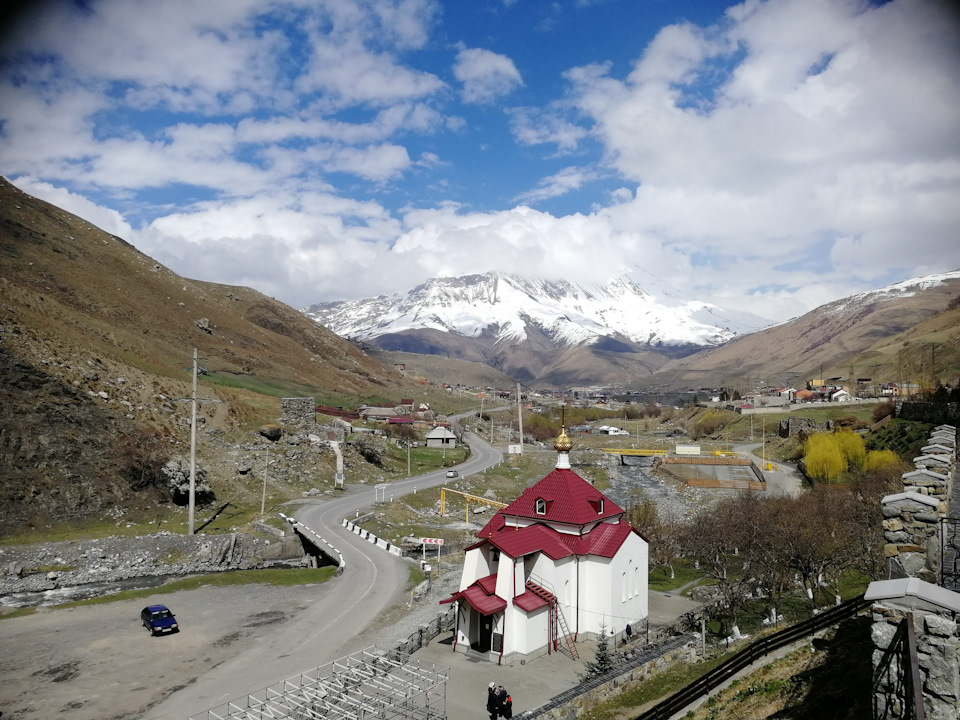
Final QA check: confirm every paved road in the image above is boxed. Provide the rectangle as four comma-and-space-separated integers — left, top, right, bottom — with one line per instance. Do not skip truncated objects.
144, 430, 502, 720
733, 442, 805, 497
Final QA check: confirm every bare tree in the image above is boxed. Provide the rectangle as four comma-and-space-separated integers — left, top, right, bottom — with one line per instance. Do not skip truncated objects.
680, 497, 757, 633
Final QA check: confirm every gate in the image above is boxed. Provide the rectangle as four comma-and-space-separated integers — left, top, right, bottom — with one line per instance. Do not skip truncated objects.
941, 518, 960, 591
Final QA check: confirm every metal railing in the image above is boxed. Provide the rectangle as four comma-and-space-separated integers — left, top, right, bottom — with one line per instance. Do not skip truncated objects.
635, 594, 871, 720
873, 613, 925, 720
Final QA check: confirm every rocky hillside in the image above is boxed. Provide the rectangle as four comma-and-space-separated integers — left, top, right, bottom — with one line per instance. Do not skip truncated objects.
641, 270, 960, 391
0, 178, 421, 533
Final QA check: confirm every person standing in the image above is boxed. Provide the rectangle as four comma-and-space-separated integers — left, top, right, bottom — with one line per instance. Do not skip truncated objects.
486, 682, 498, 720
496, 685, 510, 718
499, 687, 513, 719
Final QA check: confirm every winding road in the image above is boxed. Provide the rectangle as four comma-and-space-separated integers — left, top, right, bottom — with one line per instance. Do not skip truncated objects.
144, 428, 502, 720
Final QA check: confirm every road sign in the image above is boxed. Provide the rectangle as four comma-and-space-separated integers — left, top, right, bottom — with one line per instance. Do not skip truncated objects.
419, 537, 444, 545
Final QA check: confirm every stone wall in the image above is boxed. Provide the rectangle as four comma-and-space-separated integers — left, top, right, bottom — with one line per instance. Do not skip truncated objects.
280, 397, 316, 429
870, 602, 960, 720
0, 531, 293, 596
389, 609, 456, 655
778, 416, 834, 438
882, 425, 956, 582
881, 492, 946, 583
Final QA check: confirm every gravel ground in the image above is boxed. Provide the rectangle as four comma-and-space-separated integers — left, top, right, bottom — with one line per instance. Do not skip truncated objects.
0, 544, 462, 720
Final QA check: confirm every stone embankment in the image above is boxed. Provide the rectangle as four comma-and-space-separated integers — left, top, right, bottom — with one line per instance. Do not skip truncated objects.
0, 530, 304, 597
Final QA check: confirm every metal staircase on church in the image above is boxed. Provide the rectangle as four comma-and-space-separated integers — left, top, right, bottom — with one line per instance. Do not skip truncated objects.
526, 578, 579, 660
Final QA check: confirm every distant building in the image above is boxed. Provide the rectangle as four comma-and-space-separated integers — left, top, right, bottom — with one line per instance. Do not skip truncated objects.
358, 406, 398, 422
425, 426, 457, 448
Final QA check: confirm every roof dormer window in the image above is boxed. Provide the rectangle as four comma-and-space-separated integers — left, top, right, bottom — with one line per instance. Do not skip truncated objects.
535, 498, 546, 515
597, 499, 604, 514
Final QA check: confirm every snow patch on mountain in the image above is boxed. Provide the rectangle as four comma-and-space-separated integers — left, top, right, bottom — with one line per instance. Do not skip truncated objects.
825, 268, 960, 315
303, 273, 772, 349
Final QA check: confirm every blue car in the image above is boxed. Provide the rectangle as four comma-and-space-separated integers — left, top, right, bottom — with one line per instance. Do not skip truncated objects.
141, 604, 178, 636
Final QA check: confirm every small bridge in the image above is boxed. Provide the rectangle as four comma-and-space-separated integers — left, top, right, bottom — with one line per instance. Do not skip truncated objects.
602, 448, 668, 462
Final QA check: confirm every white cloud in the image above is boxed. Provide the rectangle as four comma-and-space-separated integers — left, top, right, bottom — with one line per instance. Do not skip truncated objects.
453, 46, 523, 104
556, 0, 960, 311
3, 0, 959, 326
514, 166, 604, 203
507, 106, 588, 152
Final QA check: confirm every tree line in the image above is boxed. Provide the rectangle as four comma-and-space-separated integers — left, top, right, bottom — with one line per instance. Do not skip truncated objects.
629, 460, 903, 635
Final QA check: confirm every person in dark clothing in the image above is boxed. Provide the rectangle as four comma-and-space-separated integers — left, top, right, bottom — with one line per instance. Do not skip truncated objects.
496, 685, 511, 718
486, 682, 498, 720
499, 687, 513, 719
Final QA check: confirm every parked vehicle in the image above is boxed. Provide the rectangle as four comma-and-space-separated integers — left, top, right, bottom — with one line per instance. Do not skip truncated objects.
445, 469, 459, 478
141, 604, 178, 635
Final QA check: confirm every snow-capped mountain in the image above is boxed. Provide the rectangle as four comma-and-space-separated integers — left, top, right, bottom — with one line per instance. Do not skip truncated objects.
823, 269, 960, 316
303, 272, 771, 349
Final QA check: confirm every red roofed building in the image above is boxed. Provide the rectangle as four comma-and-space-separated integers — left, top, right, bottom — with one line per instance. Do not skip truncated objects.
440, 428, 648, 663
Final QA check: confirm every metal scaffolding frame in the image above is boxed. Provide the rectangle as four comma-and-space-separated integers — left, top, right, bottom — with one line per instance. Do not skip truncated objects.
188, 647, 449, 720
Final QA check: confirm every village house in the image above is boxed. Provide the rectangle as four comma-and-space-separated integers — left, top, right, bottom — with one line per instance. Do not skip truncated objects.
425, 426, 457, 448
440, 428, 649, 663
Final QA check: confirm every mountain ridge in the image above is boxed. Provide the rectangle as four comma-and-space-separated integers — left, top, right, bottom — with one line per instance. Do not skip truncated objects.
305, 272, 772, 348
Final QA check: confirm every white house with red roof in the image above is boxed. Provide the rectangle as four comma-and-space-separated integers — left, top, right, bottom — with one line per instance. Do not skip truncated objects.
441, 429, 648, 663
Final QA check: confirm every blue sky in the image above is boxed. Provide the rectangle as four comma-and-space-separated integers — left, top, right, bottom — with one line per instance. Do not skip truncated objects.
1, 0, 959, 322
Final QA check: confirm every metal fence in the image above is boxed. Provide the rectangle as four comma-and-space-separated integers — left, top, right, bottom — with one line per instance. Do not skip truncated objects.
634, 594, 871, 720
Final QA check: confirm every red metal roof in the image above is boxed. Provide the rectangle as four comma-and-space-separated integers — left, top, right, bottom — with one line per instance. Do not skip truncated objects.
439, 573, 506, 615
559, 520, 635, 558
499, 468, 623, 526
477, 513, 506, 538
512, 589, 549, 612
476, 573, 498, 594
490, 524, 573, 561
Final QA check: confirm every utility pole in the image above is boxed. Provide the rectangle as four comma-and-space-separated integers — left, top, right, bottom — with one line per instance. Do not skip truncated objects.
516, 381, 524, 455
261, 445, 270, 515
188, 348, 198, 535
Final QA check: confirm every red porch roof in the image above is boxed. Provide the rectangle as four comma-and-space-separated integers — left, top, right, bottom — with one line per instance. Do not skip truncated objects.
439, 573, 506, 615
512, 589, 549, 612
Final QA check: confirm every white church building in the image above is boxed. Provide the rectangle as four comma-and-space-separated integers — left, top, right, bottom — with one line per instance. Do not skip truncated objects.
441, 429, 649, 663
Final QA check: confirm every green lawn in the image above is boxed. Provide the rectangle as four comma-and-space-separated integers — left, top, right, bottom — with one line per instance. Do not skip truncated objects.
648, 560, 705, 593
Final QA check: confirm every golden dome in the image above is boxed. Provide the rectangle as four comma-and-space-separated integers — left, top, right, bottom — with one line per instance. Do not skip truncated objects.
554, 426, 573, 453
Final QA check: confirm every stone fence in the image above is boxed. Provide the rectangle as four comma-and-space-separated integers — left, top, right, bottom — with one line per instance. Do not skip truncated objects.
280, 396, 316, 429
881, 424, 956, 583
871, 423, 959, 719
778, 416, 834, 438
867, 580, 960, 720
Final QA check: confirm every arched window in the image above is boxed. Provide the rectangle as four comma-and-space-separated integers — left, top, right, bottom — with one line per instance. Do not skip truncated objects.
536, 498, 546, 515
621, 571, 627, 602
634, 566, 640, 599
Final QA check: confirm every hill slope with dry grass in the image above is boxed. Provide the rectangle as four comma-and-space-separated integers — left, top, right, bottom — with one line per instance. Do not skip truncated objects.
640, 276, 960, 391
0, 177, 425, 533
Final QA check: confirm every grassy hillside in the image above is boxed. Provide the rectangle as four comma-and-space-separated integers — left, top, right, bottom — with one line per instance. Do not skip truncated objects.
0, 178, 470, 534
